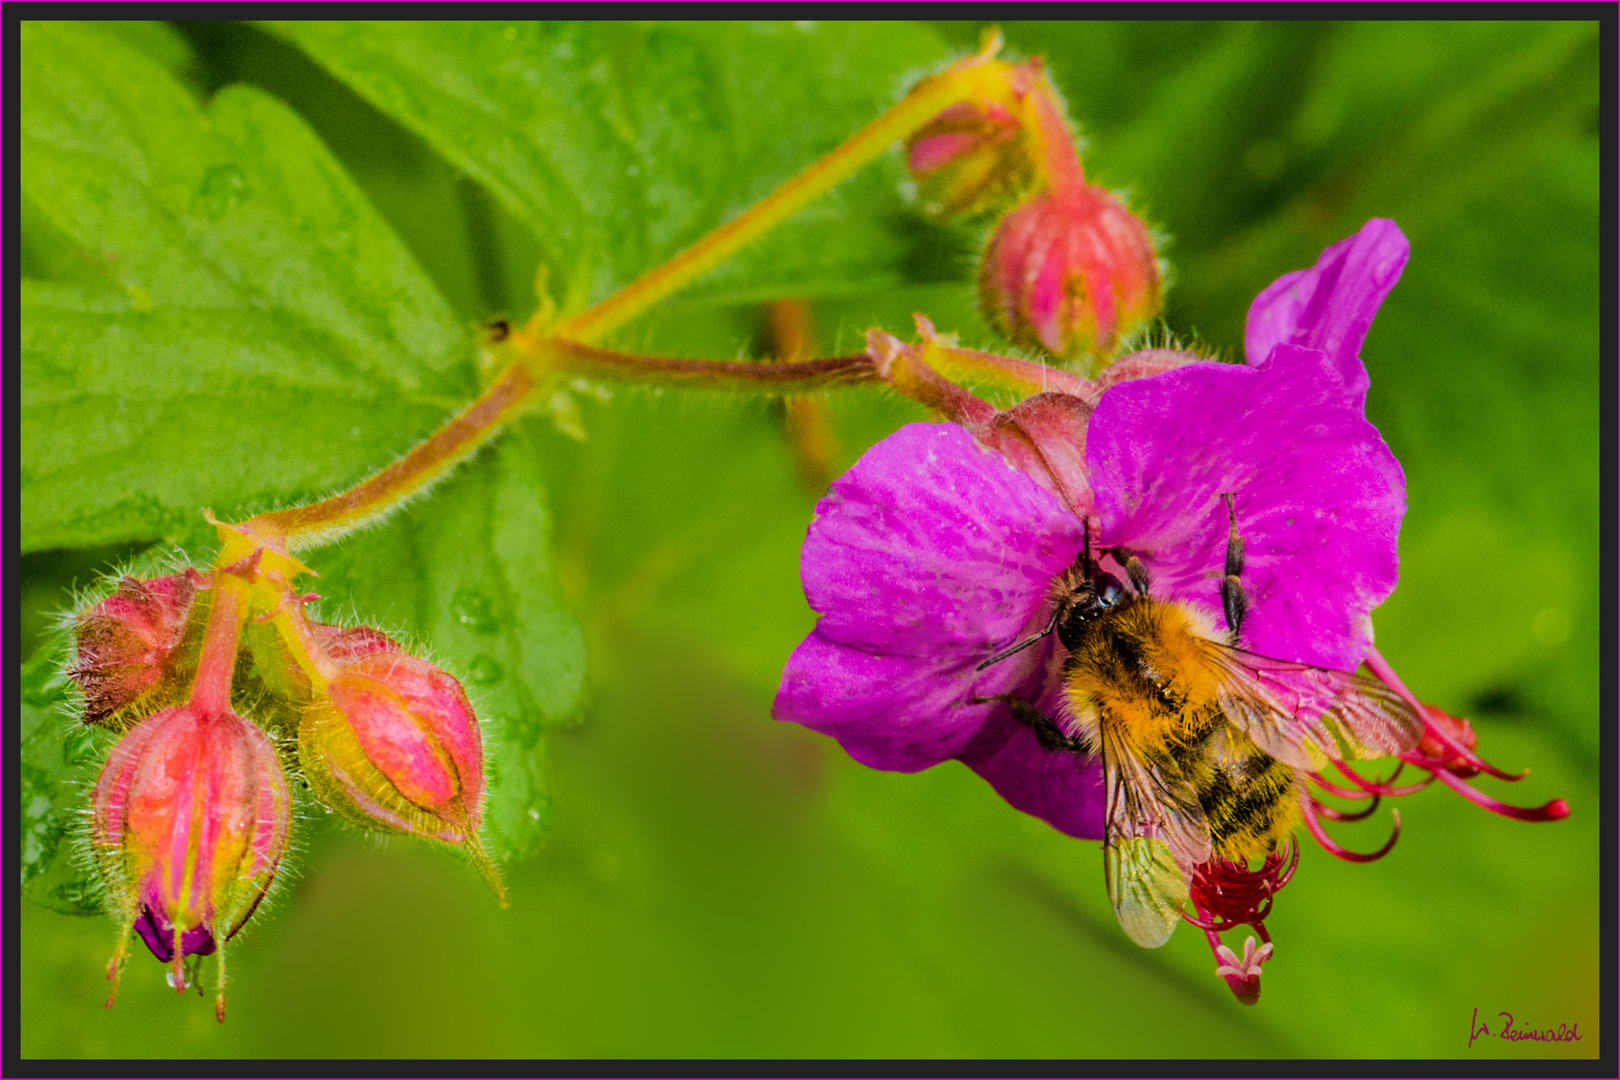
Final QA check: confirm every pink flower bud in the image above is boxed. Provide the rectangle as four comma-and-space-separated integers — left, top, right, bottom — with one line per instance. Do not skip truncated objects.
299, 653, 506, 903
92, 703, 290, 1021
979, 186, 1162, 363
242, 616, 400, 734
69, 572, 205, 729
905, 100, 1035, 218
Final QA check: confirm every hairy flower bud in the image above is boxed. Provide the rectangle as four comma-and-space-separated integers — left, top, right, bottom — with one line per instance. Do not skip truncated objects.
69, 572, 204, 728
905, 100, 1035, 218
242, 617, 400, 735
299, 652, 506, 903
979, 186, 1162, 363
93, 703, 290, 1021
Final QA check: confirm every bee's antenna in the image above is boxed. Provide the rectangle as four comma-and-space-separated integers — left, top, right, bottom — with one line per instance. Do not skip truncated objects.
976, 610, 1060, 671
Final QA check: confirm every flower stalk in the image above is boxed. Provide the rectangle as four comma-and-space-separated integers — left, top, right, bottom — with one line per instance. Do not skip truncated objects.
232, 30, 1097, 550
545, 32, 1017, 345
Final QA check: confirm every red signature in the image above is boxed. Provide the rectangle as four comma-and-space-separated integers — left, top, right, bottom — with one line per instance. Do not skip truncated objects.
1470, 1006, 1583, 1048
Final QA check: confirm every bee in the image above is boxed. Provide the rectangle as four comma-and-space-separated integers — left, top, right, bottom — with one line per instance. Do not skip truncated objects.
976, 494, 1424, 947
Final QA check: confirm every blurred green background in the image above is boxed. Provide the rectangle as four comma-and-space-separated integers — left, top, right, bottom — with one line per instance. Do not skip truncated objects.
19, 20, 1598, 1059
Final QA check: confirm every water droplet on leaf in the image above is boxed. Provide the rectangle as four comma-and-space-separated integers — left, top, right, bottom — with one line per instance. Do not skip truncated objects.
507, 712, 542, 749
451, 588, 499, 635
196, 164, 246, 216
467, 654, 505, 685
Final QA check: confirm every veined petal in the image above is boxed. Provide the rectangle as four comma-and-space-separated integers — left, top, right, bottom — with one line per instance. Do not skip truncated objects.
775, 422, 1085, 771
957, 676, 1105, 840
1087, 345, 1404, 670
1244, 218, 1410, 406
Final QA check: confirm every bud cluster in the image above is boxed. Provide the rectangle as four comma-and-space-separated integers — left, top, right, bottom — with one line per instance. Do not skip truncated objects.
68, 521, 504, 1021
900, 50, 1164, 370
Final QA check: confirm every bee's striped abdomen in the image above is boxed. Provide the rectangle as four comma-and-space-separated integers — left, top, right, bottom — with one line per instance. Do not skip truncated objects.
1183, 731, 1299, 863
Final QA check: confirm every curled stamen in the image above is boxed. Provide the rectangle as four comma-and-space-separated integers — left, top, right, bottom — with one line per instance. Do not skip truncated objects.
1406, 717, 1527, 783
1332, 758, 1436, 798
1307, 770, 1377, 801
1184, 841, 1299, 934
1365, 648, 1527, 782
1301, 798, 1401, 863
1430, 767, 1570, 822
1313, 792, 1383, 822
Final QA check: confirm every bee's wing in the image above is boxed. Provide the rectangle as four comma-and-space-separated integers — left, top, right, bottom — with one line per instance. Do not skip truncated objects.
1100, 722, 1208, 948
1202, 644, 1424, 772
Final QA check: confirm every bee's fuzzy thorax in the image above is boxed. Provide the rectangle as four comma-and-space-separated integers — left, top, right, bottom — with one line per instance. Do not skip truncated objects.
1065, 596, 1224, 741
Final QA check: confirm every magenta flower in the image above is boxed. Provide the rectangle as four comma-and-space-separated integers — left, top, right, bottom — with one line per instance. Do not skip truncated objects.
776, 219, 1409, 837
774, 219, 1566, 999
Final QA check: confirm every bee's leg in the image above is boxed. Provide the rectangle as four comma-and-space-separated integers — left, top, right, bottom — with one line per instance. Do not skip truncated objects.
1107, 547, 1152, 596
1221, 492, 1249, 643
970, 694, 1092, 753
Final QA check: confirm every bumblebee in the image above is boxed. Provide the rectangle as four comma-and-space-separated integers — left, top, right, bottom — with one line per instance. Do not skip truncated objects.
978, 494, 1423, 947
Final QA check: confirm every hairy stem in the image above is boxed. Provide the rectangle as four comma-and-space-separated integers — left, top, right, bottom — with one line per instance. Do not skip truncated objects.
249, 363, 536, 549
534, 335, 877, 391
546, 39, 1012, 345
1023, 64, 1086, 195
234, 35, 1052, 547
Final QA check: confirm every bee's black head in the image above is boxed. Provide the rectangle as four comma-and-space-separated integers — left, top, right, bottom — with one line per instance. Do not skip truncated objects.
976, 554, 1130, 672
1052, 564, 1125, 651
1092, 569, 1126, 607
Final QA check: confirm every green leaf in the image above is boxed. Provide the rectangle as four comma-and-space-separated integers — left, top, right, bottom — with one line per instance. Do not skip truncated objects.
20, 22, 586, 869
265, 21, 955, 312
20, 21, 474, 553
295, 426, 587, 860
99, 20, 197, 77
19, 647, 111, 916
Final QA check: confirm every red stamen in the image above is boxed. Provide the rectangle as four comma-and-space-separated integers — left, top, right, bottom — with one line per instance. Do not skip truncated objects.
1429, 767, 1570, 822
1364, 648, 1526, 782
1412, 716, 1527, 783
1398, 749, 1477, 777
1313, 792, 1383, 822
1183, 841, 1298, 931
1183, 843, 1296, 1004
1307, 770, 1375, 801
1333, 758, 1436, 798
1301, 798, 1401, 863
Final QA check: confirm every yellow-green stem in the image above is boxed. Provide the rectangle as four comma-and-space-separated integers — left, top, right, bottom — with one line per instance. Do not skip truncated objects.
249, 363, 536, 550
236, 36, 1060, 548
548, 55, 1008, 345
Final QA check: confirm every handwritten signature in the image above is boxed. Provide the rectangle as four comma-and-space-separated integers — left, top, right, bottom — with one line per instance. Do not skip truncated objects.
1470, 1006, 1583, 1049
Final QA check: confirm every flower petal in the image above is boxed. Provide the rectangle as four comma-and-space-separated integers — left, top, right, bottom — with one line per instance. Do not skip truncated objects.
956, 675, 1106, 840
1087, 345, 1405, 670
777, 628, 1058, 772
774, 422, 1085, 771
1244, 219, 1409, 405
